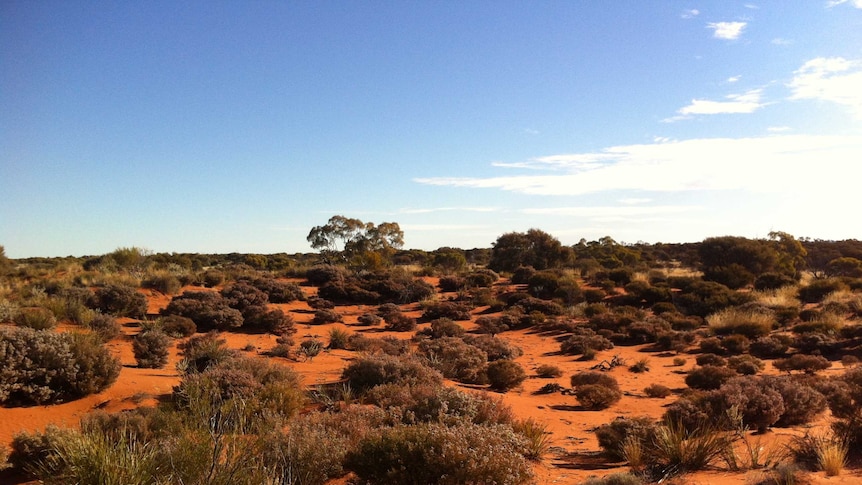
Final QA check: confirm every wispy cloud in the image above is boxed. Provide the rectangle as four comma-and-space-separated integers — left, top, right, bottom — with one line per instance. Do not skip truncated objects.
414, 134, 862, 196
767, 126, 792, 133
727, 75, 742, 83
521, 205, 699, 217
771, 38, 793, 45
523, 128, 540, 135
827, 0, 862, 8
401, 224, 491, 232
399, 207, 499, 214
681, 9, 700, 19
667, 89, 765, 120
708, 21, 747, 40
788, 57, 862, 118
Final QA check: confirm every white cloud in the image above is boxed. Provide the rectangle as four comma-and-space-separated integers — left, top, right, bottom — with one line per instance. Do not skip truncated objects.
672, 89, 765, 118
414, 134, 862, 197
521, 206, 698, 217
398, 206, 499, 214
727, 75, 741, 83
681, 9, 700, 19
827, 0, 862, 8
767, 126, 792, 133
619, 198, 653, 205
401, 224, 490, 232
708, 21, 747, 40
788, 57, 862, 118
771, 38, 793, 45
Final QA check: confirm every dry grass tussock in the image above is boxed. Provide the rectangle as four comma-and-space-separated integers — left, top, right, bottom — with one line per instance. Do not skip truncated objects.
707, 307, 775, 338
752, 286, 800, 309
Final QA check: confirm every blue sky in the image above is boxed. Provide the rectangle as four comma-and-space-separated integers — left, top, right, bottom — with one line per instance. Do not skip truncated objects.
2, 1, 861, 258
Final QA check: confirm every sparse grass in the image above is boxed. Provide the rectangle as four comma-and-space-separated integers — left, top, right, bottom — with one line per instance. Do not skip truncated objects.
535, 364, 563, 378
622, 435, 645, 471
752, 286, 800, 308
629, 358, 650, 373
327, 326, 350, 350
649, 419, 734, 478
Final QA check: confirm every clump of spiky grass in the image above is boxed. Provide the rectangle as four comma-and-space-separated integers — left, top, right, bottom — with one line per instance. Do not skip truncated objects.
752, 286, 800, 309
327, 327, 351, 350
34, 431, 159, 485
707, 307, 775, 339
513, 418, 551, 461
622, 435, 645, 472
816, 437, 848, 476
648, 419, 735, 478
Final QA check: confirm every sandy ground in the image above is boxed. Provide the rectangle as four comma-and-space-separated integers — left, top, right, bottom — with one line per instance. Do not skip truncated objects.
2, 281, 860, 485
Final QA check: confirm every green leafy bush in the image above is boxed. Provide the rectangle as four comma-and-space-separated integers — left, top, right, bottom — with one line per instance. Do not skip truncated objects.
92, 284, 147, 318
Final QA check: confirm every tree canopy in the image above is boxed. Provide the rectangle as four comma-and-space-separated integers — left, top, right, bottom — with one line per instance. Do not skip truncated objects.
307, 215, 404, 267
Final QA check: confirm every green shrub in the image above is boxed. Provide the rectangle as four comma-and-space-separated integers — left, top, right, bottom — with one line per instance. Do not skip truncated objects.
695, 353, 726, 367
178, 331, 237, 373
142, 273, 182, 295
327, 327, 350, 350
0, 328, 120, 406
9, 425, 77, 473
487, 360, 527, 391
595, 416, 658, 460
92, 284, 147, 318
799, 278, 848, 303
132, 329, 171, 369
426, 318, 466, 338
344, 423, 533, 485
163, 291, 243, 331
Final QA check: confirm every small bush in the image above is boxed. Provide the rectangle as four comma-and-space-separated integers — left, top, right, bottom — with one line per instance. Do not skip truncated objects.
142, 273, 182, 295
764, 376, 827, 426
707, 307, 775, 339
581, 473, 645, 485
561, 330, 614, 356
178, 331, 236, 373
487, 360, 527, 391
475, 315, 510, 336
163, 292, 243, 331
344, 423, 533, 485
132, 329, 172, 369
426, 318, 465, 338
644, 384, 672, 398
721, 376, 785, 433
418, 337, 488, 384
773, 354, 831, 373
86, 313, 121, 342
298, 339, 323, 360
159, 315, 197, 338
595, 416, 658, 460
571, 371, 622, 410
696, 353, 727, 367
728, 354, 765, 375
383, 311, 416, 332
422, 301, 472, 321
536, 364, 563, 378
463, 334, 522, 361
685, 365, 737, 390
750, 334, 792, 358
356, 312, 382, 326
92, 284, 147, 318
328, 327, 350, 350
799, 278, 848, 303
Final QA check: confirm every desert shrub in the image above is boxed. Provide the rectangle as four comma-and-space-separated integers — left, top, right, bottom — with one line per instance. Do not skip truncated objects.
307, 296, 335, 310
342, 354, 443, 393
418, 337, 488, 384
791, 312, 844, 335
799, 278, 848, 303
344, 422, 533, 485
773, 354, 831, 373
560, 330, 614, 356
583, 288, 607, 304
465, 268, 499, 287
695, 353, 727, 367
13, 307, 57, 330
92, 284, 147, 318
513, 418, 551, 461
750, 334, 792, 358
220, 282, 269, 316
244, 277, 304, 303
178, 331, 236, 373
422, 301, 472, 321
426, 318, 465, 338
595, 416, 659, 460
200, 269, 225, 287
654, 330, 695, 352
346, 334, 410, 355
9, 425, 77, 473
707, 307, 775, 339
754, 272, 795, 290
383, 311, 416, 331
570, 371, 622, 410
511, 266, 536, 284
762, 376, 827, 426
721, 376, 785, 433
645, 383, 672, 398
132, 328, 172, 369
298, 339, 323, 360
159, 315, 196, 337
647, 418, 734, 477
793, 332, 840, 355
512, 296, 564, 316
475, 315, 510, 336
728, 354, 765, 375
463, 334, 522, 361
629, 358, 650, 373
487, 360, 527, 391
356, 312, 382, 326
685, 365, 737, 390
536, 364, 563, 378
86, 313, 121, 342
581, 473, 646, 485
142, 273, 182, 295
0, 328, 120, 406
672, 357, 687, 366
674, 281, 754, 317
721, 334, 751, 355
438, 275, 465, 292
163, 291, 244, 331
327, 327, 350, 350
305, 264, 347, 286
312, 308, 342, 324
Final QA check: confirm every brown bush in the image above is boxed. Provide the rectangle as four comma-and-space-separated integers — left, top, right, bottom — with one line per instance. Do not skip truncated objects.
486, 360, 527, 391
773, 354, 831, 374
685, 365, 737, 390
132, 329, 172, 369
